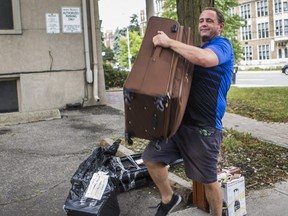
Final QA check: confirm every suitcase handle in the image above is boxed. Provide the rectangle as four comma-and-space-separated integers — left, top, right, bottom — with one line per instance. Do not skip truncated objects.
152, 46, 162, 61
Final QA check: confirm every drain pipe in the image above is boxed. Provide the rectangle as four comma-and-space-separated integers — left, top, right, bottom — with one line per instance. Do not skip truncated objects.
82, 0, 93, 84
89, 0, 100, 101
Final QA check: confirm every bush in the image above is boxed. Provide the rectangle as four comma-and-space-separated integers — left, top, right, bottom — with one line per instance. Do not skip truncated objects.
103, 64, 128, 89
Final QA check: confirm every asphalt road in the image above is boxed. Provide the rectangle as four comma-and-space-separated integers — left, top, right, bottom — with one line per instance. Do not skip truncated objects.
234, 70, 288, 87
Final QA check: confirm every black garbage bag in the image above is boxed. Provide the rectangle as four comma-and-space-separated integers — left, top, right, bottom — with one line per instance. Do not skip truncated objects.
63, 139, 121, 216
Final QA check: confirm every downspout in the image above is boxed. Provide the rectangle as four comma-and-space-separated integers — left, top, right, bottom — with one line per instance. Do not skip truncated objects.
82, 0, 93, 84
89, 0, 100, 101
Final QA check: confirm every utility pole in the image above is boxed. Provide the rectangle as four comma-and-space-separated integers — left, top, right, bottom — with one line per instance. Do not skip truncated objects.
146, 0, 155, 21
127, 28, 132, 71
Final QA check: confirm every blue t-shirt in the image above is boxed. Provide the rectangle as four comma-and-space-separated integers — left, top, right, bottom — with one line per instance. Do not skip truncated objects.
185, 36, 234, 130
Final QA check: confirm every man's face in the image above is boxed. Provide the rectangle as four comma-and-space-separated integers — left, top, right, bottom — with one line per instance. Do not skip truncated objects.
198, 10, 224, 42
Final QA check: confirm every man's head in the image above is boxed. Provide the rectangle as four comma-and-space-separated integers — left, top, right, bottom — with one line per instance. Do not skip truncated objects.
198, 7, 225, 43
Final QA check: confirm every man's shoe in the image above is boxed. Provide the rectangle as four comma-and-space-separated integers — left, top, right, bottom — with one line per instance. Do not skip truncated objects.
155, 193, 182, 216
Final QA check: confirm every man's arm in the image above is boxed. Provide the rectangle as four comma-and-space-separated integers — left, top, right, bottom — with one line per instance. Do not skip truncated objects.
152, 31, 219, 68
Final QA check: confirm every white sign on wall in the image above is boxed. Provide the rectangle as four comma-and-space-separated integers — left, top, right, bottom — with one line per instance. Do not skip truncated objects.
62, 7, 82, 33
46, 13, 60, 34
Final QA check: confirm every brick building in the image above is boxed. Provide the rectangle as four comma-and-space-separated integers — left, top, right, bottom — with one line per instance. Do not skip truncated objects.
236, 0, 288, 69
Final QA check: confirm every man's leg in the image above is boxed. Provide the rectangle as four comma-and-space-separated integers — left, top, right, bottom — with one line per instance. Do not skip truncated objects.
144, 160, 173, 203
204, 182, 222, 216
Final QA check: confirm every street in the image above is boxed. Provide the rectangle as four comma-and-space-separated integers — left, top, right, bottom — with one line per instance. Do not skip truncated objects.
234, 70, 288, 87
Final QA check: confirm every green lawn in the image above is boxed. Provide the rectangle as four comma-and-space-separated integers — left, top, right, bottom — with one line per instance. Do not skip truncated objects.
226, 86, 288, 123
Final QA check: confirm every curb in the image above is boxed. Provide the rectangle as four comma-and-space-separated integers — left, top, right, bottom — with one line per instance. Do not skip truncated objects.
0, 109, 61, 126
101, 138, 193, 203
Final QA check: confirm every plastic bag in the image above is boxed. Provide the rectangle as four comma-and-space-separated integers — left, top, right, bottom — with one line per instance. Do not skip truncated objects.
63, 139, 121, 216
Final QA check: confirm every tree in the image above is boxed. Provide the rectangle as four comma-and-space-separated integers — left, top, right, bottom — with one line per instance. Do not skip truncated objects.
161, 0, 243, 63
215, 0, 244, 64
176, 0, 214, 45
102, 44, 114, 63
112, 14, 143, 69
115, 30, 142, 69
128, 14, 141, 33
162, 0, 177, 20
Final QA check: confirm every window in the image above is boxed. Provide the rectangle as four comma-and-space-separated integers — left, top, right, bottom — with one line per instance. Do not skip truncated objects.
258, 22, 269, 38
275, 20, 283, 36
227, 7, 236, 16
278, 48, 282, 58
274, 0, 282, 13
242, 46, 252, 61
278, 47, 288, 58
0, 0, 22, 34
240, 4, 251, 19
258, 45, 270, 60
285, 19, 288, 36
284, 1, 288, 11
0, 80, 19, 113
241, 25, 252, 40
257, 0, 268, 17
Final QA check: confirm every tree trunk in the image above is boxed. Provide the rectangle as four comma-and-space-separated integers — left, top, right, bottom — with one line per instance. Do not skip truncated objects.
176, 0, 214, 45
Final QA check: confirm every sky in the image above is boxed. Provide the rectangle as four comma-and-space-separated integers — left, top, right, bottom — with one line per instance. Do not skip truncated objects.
99, 0, 146, 32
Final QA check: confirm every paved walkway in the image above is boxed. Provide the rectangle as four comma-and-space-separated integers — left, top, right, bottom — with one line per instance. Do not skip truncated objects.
223, 113, 288, 149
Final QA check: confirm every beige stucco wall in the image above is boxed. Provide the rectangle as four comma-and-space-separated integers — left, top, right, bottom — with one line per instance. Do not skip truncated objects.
0, 0, 105, 112
19, 71, 85, 112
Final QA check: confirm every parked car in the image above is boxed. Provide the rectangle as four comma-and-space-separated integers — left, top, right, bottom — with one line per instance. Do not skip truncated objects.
282, 64, 288, 75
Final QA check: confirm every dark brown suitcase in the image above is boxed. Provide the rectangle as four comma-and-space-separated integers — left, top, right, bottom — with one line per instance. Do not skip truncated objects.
123, 16, 194, 144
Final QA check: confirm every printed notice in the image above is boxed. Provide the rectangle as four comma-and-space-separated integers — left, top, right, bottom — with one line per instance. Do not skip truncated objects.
85, 171, 109, 200
46, 13, 60, 34
62, 7, 82, 33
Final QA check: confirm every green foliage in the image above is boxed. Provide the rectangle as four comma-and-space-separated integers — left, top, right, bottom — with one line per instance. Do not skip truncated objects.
215, 0, 245, 64
112, 14, 143, 69
128, 14, 141, 33
227, 87, 288, 123
102, 46, 114, 62
103, 63, 128, 89
162, 0, 177, 20
115, 30, 142, 69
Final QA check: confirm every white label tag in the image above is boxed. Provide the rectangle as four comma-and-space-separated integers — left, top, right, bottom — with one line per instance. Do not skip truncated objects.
84, 171, 109, 200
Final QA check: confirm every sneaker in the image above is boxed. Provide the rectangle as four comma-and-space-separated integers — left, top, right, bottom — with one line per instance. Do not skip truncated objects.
155, 193, 182, 216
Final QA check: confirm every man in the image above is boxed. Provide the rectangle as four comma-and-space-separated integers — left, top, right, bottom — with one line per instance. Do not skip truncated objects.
142, 7, 234, 216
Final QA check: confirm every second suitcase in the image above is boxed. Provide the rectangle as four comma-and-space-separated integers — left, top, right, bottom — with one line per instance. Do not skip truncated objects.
123, 16, 194, 144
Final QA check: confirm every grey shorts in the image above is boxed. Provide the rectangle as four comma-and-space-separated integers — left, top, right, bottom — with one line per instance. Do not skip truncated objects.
142, 124, 223, 184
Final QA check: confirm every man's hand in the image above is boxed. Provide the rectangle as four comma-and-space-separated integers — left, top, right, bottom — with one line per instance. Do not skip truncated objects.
152, 31, 171, 48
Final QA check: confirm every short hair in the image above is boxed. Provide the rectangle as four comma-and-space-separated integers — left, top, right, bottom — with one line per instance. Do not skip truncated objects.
203, 7, 225, 24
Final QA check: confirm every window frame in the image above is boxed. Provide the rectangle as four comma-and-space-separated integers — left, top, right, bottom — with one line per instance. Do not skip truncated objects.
0, 0, 22, 34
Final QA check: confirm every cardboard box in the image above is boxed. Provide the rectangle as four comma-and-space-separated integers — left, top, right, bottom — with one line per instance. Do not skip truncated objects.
221, 176, 247, 216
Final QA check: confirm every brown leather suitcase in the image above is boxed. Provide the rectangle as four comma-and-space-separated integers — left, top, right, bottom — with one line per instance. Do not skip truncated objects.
123, 16, 194, 144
